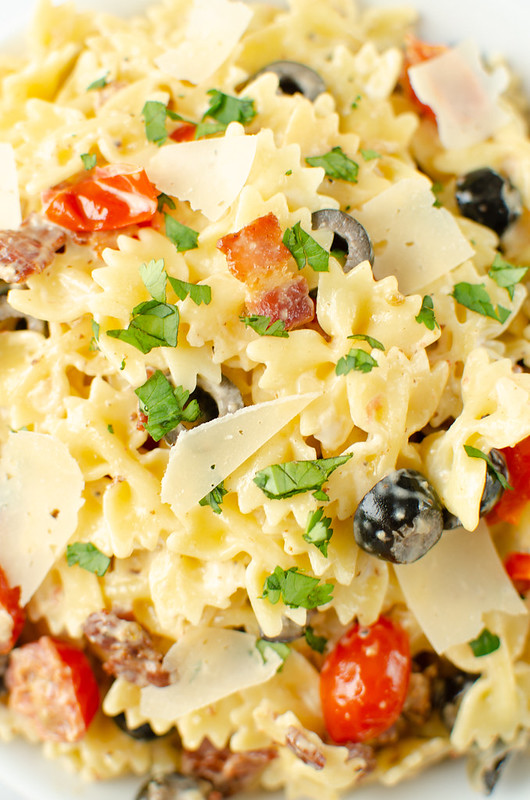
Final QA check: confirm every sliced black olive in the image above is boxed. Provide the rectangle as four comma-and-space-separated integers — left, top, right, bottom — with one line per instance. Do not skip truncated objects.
353, 468, 444, 564
113, 712, 161, 741
413, 650, 475, 731
311, 209, 374, 272
163, 374, 244, 445
455, 167, 522, 236
260, 617, 305, 643
253, 61, 326, 101
442, 448, 508, 530
135, 773, 213, 800
467, 738, 514, 795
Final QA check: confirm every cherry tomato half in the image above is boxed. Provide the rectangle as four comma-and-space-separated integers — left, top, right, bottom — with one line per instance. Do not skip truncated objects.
401, 34, 447, 120
6, 636, 99, 742
42, 164, 159, 232
504, 551, 530, 594
0, 564, 25, 655
320, 616, 411, 743
488, 435, 530, 526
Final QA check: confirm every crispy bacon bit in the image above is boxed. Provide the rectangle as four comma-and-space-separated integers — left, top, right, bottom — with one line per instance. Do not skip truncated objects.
83, 610, 170, 688
181, 738, 277, 797
247, 275, 315, 330
344, 741, 377, 773
401, 34, 448, 118
0, 214, 66, 284
285, 725, 326, 770
401, 670, 432, 727
217, 212, 292, 289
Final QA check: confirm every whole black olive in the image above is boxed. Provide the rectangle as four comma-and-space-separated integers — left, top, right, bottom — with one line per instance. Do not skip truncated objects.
113, 712, 161, 741
442, 448, 509, 530
311, 209, 374, 272
353, 469, 444, 563
455, 167, 522, 236
135, 773, 213, 800
253, 61, 326, 101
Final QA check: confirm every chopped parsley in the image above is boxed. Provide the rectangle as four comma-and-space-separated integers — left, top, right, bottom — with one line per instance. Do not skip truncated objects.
135, 369, 200, 441
469, 627, 501, 657
283, 222, 329, 272
240, 314, 288, 337
254, 455, 352, 501
168, 276, 211, 305
336, 348, 378, 375
139, 259, 167, 303
157, 192, 176, 213
488, 253, 529, 300
415, 295, 440, 330
199, 481, 228, 514
142, 100, 184, 146
262, 566, 334, 609
90, 319, 100, 351
360, 148, 380, 161
195, 89, 256, 138
66, 542, 111, 576
305, 146, 359, 183
303, 508, 333, 556
463, 445, 512, 490
431, 181, 444, 208
165, 214, 199, 252
106, 300, 179, 354
351, 94, 362, 109
256, 639, 290, 669
347, 333, 384, 350
80, 153, 97, 170
87, 73, 109, 91
304, 625, 327, 654
107, 423, 114, 434
451, 282, 510, 324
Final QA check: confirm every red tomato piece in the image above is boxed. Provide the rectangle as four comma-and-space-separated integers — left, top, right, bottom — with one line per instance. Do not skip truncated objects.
247, 275, 315, 330
42, 164, 159, 232
216, 212, 292, 289
487, 436, 530, 525
401, 34, 447, 120
169, 122, 197, 142
320, 616, 411, 743
6, 636, 99, 742
504, 551, 530, 594
0, 565, 25, 655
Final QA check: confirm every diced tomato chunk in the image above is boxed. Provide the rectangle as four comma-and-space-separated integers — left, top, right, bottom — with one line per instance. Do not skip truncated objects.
42, 164, 158, 232
0, 565, 25, 655
504, 552, 530, 594
217, 212, 292, 289
487, 436, 530, 525
247, 275, 315, 330
401, 34, 447, 119
169, 122, 197, 142
6, 636, 99, 742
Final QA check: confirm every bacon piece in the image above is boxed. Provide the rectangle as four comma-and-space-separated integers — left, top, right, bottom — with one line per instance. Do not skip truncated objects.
285, 725, 326, 770
217, 212, 292, 289
181, 738, 277, 796
0, 214, 66, 284
83, 610, 170, 688
247, 275, 315, 330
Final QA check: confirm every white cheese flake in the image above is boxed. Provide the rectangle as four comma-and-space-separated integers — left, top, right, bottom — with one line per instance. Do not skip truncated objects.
0, 143, 22, 230
395, 523, 526, 654
408, 40, 510, 150
355, 175, 474, 294
161, 392, 318, 516
154, 0, 253, 85
0, 431, 84, 605
146, 133, 258, 221
140, 627, 281, 720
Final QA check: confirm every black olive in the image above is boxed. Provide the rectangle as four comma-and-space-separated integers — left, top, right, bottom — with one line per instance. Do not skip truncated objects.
442, 448, 508, 529
467, 739, 514, 795
113, 712, 161, 741
163, 374, 244, 445
311, 209, 374, 272
260, 617, 305, 643
253, 61, 326, 101
135, 773, 213, 800
455, 167, 522, 236
353, 468, 444, 563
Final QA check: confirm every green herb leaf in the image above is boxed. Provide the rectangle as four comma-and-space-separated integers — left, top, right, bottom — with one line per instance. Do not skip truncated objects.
119, 357, 126, 371
305, 146, 359, 183
431, 181, 444, 208
262, 566, 333, 609
360, 148, 380, 161
87, 73, 109, 91
135, 369, 200, 441
303, 508, 333, 557
351, 94, 362, 109
463, 445, 513, 490
139, 258, 168, 303
336, 348, 378, 375
142, 100, 171, 145
90, 319, 100, 351
415, 295, 440, 330
165, 214, 199, 252
304, 625, 327, 654
347, 333, 385, 350
80, 153, 97, 170
469, 627, 501, 657
168, 276, 211, 305
254, 455, 352, 500
256, 639, 290, 670
199, 481, 228, 514
451, 282, 511, 324
107, 300, 179, 354
157, 192, 176, 213
196, 89, 256, 138
488, 253, 529, 300
66, 542, 111, 576
107, 423, 114, 434
283, 221, 329, 272
240, 314, 288, 337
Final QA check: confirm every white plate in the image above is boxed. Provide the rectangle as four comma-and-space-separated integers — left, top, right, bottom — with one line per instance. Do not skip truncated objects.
1, 0, 530, 799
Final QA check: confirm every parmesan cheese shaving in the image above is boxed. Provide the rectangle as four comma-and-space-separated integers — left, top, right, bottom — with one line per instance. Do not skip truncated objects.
0, 431, 84, 605
355, 176, 474, 294
155, 0, 252, 85
0, 143, 21, 230
161, 392, 318, 516
146, 133, 257, 221
140, 627, 281, 720
394, 523, 527, 654
408, 40, 510, 150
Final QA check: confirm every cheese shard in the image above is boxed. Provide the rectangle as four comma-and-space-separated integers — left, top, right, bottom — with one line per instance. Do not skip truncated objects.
0, 143, 22, 230
0, 431, 84, 605
146, 134, 257, 221
154, 0, 252, 85
355, 176, 474, 294
408, 40, 509, 150
161, 392, 318, 516
395, 523, 526, 654
140, 628, 281, 720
